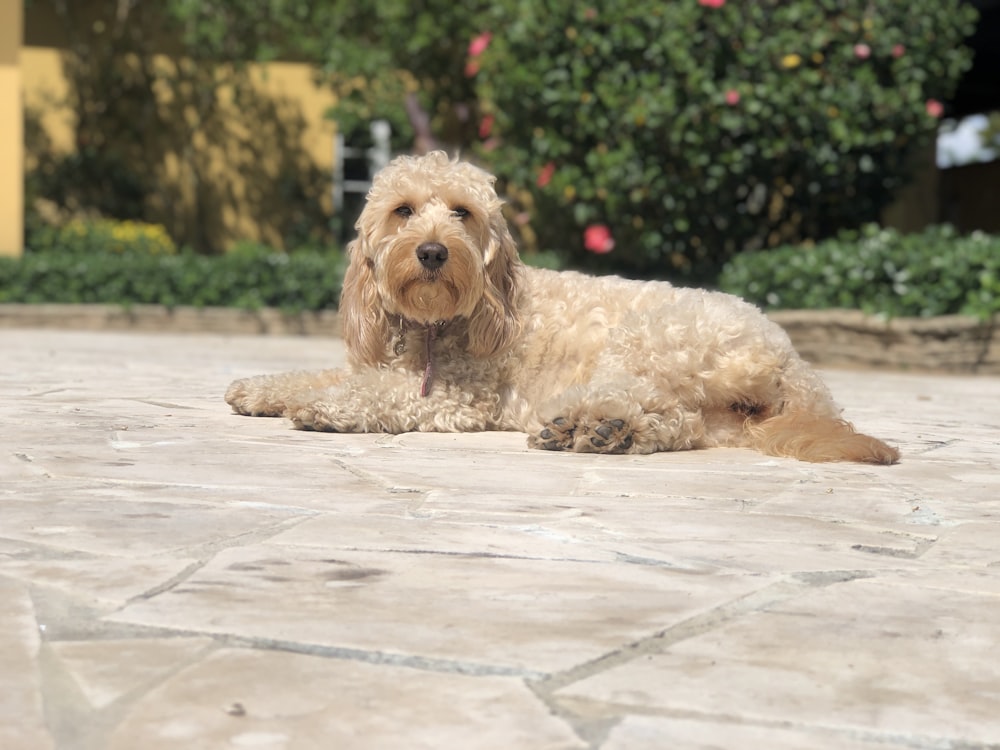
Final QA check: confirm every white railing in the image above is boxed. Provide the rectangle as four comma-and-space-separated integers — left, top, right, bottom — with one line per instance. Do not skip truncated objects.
332, 119, 392, 213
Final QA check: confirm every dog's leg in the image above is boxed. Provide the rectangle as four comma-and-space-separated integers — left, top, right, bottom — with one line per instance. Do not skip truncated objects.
225, 369, 347, 417
284, 369, 500, 434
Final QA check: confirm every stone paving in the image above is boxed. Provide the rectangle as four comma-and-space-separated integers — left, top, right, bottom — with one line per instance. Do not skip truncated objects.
2, 328, 999, 750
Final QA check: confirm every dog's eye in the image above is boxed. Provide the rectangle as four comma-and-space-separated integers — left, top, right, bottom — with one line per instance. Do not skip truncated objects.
452, 207, 470, 219
394, 205, 413, 218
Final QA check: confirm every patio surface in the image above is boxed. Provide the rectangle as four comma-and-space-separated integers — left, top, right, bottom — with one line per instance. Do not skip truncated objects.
2, 328, 999, 750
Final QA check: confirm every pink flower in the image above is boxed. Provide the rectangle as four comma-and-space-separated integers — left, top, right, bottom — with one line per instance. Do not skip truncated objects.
853, 43, 871, 60
536, 161, 556, 187
925, 99, 944, 118
583, 224, 615, 254
464, 60, 480, 78
724, 89, 740, 106
698, 0, 725, 6
892, 43, 906, 58
468, 32, 492, 58
478, 114, 494, 139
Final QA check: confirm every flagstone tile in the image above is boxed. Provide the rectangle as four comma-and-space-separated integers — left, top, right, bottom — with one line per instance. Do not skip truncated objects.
556, 578, 1000, 746
49, 637, 217, 710
110, 543, 772, 674
107, 648, 584, 750
0, 578, 54, 750
2, 557, 199, 606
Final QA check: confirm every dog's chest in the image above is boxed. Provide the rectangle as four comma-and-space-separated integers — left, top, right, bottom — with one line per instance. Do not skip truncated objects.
388, 324, 494, 393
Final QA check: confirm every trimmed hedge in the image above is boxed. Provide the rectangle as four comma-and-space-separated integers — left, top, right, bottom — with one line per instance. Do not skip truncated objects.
718, 225, 1000, 319
5, 213, 570, 312
0, 244, 346, 312
7, 221, 997, 320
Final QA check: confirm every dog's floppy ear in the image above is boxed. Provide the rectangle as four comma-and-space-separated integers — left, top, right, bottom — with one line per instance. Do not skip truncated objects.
466, 210, 523, 358
340, 238, 391, 366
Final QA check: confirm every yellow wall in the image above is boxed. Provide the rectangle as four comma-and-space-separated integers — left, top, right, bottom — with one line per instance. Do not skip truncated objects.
20, 47, 72, 158
22, 44, 339, 252
1, 1, 23, 256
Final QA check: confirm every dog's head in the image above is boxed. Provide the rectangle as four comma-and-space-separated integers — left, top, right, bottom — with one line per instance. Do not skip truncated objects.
340, 151, 522, 365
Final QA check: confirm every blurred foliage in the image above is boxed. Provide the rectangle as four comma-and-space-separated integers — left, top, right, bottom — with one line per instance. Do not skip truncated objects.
25, 0, 332, 254
520, 249, 567, 271
23, 0, 983, 283
981, 111, 1000, 153
300, 0, 493, 152
30, 219, 178, 256
163, 0, 494, 152
163, 0, 330, 63
2, 240, 345, 312
472, 0, 977, 278
718, 224, 1000, 319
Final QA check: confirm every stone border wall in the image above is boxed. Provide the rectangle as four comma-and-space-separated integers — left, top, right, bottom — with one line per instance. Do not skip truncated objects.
0, 304, 341, 337
768, 309, 999, 374
1, 304, 997, 374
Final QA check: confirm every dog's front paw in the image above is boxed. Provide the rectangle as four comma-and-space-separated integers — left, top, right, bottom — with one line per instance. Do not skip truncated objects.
528, 417, 575, 451
287, 402, 351, 432
225, 377, 286, 417
528, 416, 637, 454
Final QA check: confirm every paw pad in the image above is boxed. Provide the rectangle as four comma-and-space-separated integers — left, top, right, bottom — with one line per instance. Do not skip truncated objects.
585, 418, 633, 453
530, 416, 635, 453
531, 416, 575, 451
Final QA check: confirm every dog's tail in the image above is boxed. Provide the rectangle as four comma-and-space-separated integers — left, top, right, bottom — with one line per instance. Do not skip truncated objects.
745, 411, 900, 465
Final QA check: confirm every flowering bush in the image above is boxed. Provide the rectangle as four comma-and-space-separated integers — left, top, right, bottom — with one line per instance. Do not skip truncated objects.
473, 0, 977, 277
583, 224, 615, 254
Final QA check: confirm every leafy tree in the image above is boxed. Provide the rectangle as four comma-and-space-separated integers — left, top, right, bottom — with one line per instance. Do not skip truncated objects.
294, 0, 493, 153
472, 0, 978, 277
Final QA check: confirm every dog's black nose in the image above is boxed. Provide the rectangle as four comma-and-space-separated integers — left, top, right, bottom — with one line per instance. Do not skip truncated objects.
416, 242, 449, 271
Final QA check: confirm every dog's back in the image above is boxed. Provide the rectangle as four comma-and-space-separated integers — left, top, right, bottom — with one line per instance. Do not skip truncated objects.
511, 267, 898, 464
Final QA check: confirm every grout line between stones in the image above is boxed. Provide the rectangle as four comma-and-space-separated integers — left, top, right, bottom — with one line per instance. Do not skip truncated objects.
525, 570, 876, 749
227, 634, 547, 679
550, 695, 1000, 750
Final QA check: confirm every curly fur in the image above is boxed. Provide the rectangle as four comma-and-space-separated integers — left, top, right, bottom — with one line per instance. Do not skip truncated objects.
226, 152, 899, 464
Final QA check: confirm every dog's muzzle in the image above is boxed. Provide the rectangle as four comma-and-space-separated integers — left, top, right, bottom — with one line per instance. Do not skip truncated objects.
416, 242, 449, 271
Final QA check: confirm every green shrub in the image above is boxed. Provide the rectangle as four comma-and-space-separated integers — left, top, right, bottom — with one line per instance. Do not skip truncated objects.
718, 225, 1000, 319
29, 219, 178, 256
520, 249, 566, 271
0, 244, 345, 312
474, 0, 977, 278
